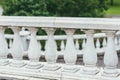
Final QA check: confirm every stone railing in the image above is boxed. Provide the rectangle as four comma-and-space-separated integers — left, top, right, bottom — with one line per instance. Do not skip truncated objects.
5, 30, 120, 56
0, 16, 120, 80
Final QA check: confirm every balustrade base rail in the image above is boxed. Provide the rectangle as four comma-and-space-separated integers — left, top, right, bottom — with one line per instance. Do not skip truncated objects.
0, 59, 119, 80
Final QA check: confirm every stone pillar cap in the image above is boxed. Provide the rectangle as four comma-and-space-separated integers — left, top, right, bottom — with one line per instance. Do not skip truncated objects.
20, 27, 30, 36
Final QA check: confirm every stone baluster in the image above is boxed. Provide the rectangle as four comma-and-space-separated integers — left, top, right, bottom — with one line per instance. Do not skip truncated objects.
119, 35, 120, 50
82, 30, 99, 75
114, 36, 118, 51
10, 27, 25, 67
75, 39, 79, 51
37, 40, 41, 51
102, 37, 107, 52
0, 27, 9, 65
102, 31, 119, 77
7, 39, 12, 54
60, 40, 65, 52
103, 37, 107, 47
82, 39, 86, 49
8, 39, 13, 49
115, 37, 118, 45
82, 39, 86, 55
26, 28, 42, 69
8, 39, 13, 53
43, 28, 60, 71
20, 27, 30, 51
63, 29, 79, 72
96, 38, 100, 52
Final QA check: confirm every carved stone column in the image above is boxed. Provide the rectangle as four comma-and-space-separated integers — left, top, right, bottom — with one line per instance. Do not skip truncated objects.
43, 28, 60, 71
0, 27, 9, 65
10, 27, 25, 67
26, 28, 43, 69
63, 29, 79, 73
82, 30, 99, 75
20, 27, 30, 51
102, 30, 119, 77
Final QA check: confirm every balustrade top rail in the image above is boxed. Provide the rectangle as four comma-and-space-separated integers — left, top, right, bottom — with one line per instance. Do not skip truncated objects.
0, 16, 120, 30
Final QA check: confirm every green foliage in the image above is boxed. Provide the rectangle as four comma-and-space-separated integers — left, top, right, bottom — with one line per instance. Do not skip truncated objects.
110, 0, 114, 5
2, 0, 49, 16
0, 0, 4, 5
106, 0, 120, 14
2, 0, 108, 17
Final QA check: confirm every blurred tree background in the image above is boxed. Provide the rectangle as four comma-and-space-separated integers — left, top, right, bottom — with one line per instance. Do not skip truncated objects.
0, 0, 108, 35
2, 0, 108, 17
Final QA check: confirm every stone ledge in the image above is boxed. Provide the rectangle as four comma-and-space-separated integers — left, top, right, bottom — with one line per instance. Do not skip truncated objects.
0, 59, 120, 80
0, 16, 120, 30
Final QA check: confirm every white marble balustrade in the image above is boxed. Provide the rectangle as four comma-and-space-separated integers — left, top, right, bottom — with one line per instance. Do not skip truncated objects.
5, 31, 120, 56
0, 17, 120, 80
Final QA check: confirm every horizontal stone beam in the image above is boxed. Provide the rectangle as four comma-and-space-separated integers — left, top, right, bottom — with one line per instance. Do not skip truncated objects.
0, 16, 120, 30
